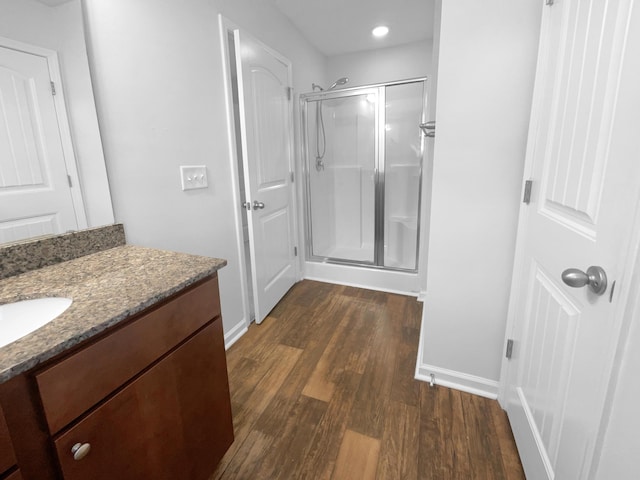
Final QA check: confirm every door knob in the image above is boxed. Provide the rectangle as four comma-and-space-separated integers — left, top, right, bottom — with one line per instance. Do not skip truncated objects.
561, 266, 607, 295
253, 200, 265, 210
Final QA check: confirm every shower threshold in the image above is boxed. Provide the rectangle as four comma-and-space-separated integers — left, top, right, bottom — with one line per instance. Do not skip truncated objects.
319, 244, 374, 263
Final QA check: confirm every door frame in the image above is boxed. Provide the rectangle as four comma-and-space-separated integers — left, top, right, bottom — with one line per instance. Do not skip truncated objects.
0, 35, 88, 230
218, 15, 300, 336
497, 2, 640, 475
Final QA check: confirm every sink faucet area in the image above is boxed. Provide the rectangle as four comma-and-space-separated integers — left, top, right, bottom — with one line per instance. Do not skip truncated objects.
0, 297, 73, 349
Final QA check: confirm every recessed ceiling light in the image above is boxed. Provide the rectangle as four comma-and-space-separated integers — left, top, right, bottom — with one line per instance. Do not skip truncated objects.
372, 26, 389, 38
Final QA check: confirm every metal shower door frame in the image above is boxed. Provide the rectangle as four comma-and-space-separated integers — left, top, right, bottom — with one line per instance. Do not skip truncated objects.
300, 77, 428, 272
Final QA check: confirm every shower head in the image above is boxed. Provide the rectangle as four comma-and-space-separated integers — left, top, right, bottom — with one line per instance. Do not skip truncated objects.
328, 77, 349, 90
311, 77, 348, 92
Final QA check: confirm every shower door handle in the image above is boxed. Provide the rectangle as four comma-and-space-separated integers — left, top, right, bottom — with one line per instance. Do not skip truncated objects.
253, 200, 265, 210
419, 121, 436, 137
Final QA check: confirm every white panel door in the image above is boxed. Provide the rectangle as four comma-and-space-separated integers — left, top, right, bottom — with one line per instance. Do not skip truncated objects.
0, 45, 78, 243
235, 31, 297, 324
503, 1, 640, 479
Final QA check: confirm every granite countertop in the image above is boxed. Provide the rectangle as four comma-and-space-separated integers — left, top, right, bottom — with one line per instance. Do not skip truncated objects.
0, 245, 226, 383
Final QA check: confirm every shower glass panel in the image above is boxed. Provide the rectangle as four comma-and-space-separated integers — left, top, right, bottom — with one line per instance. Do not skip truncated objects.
302, 79, 426, 271
384, 82, 425, 270
305, 90, 378, 263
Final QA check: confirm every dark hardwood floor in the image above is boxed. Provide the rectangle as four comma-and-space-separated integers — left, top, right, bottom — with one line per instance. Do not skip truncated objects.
212, 280, 525, 480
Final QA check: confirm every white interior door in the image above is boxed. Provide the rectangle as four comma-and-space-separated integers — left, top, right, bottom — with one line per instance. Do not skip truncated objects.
503, 1, 640, 479
235, 31, 297, 324
0, 44, 79, 243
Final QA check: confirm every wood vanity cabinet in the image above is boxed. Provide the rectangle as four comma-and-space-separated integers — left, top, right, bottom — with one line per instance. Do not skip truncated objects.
0, 274, 233, 480
0, 404, 20, 479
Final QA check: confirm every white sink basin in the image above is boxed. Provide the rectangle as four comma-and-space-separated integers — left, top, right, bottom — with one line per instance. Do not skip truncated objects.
0, 297, 72, 348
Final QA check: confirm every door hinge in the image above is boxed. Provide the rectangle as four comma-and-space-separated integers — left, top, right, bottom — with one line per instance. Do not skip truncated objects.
523, 179, 533, 204
505, 339, 514, 359
67, 175, 73, 187
286, 86, 293, 101
50, 81, 57, 96
294, 246, 298, 257
290, 171, 294, 182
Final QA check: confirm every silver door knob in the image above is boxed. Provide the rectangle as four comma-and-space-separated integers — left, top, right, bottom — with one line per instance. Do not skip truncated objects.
242, 201, 251, 211
71, 442, 91, 460
253, 201, 265, 210
561, 266, 607, 295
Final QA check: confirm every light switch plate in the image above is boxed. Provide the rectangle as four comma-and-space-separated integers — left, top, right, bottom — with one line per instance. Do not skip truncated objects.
180, 165, 208, 191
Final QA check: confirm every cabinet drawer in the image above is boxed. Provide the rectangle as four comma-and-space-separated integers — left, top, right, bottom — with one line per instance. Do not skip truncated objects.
0, 405, 17, 475
36, 275, 220, 434
53, 320, 233, 480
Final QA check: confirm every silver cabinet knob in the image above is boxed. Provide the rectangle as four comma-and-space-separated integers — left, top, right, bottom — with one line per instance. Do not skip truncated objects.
71, 442, 91, 461
253, 200, 265, 210
561, 266, 607, 295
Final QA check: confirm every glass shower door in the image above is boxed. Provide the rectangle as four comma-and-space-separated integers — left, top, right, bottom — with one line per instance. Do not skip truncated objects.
383, 81, 425, 270
305, 89, 378, 264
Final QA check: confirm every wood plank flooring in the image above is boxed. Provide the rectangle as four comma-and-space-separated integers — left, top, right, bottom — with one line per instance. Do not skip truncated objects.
212, 280, 525, 480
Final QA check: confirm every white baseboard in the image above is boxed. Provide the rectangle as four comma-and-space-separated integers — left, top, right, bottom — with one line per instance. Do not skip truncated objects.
415, 362, 500, 399
224, 321, 248, 350
417, 291, 426, 302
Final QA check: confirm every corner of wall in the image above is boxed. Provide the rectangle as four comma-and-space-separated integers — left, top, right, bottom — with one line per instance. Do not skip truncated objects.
414, 306, 499, 399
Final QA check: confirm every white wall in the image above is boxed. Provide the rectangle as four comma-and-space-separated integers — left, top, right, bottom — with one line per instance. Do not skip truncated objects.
0, 0, 114, 228
83, 0, 326, 341
416, 0, 542, 395
327, 40, 432, 88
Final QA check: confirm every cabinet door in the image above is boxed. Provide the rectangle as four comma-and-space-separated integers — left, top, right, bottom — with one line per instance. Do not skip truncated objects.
37, 276, 221, 435
54, 320, 233, 480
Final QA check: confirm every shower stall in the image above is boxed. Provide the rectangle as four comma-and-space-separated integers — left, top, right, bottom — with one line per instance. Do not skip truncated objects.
301, 78, 427, 272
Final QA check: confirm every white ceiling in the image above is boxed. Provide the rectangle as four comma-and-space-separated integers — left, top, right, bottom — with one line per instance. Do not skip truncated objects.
36, 0, 433, 56
272, 0, 435, 56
